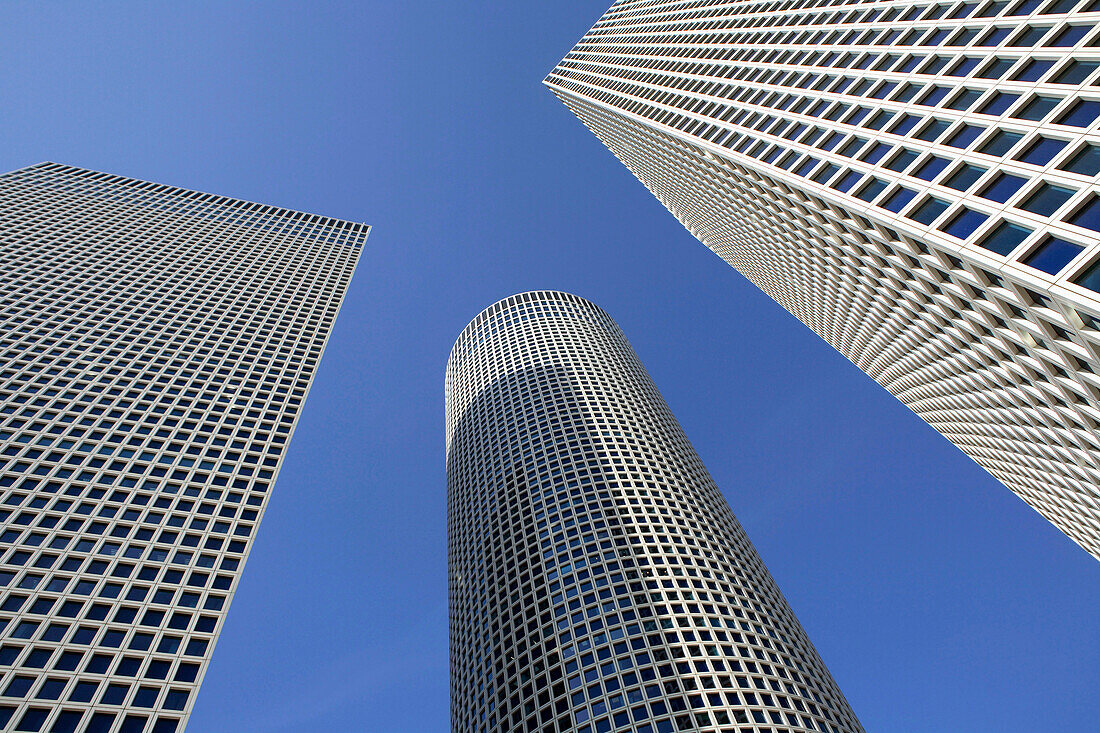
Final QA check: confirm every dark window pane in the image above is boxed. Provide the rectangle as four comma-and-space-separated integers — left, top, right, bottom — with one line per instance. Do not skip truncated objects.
980, 92, 1019, 116
85, 714, 116, 733
1057, 100, 1100, 127
882, 188, 917, 212
978, 221, 1032, 255
942, 209, 989, 239
977, 57, 1015, 78
1067, 194, 1100, 231
914, 156, 951, 180
980, 173, 1029, 202
1020, 183, 1076, 216
979, 130, 1024, 156
46, 710, 82, 733
1009, 0, 1043, 13
1023, 237, 1084, 274
1073, 258, 1100, 292
1012, 58, 1055, 80
884, 149, 919, 172
890, 114, 920, 134
980, 26, 1013, 45
861, 143, 891, 164
1059, 144, 1100, 176
1011, 26, 1052, 46
947, 124, 985, 148
811, 163, 840, 183
1052, 60, 1100, 84
1047, 24, 1090, 46
1040, 0, 1081, 12
945, 164, 988, 190
947, 89, 983, 110
15, 708, 49, 732
855, 178, 888, 201
1016, 136, 1067, 165
1013, 95, 1061, 120
833, 171, 863, 192
916, 119, 951, 141
909, 197, 950, 225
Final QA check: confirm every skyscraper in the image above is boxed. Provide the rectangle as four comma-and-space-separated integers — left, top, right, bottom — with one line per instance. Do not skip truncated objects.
546, 0, 1100, 559
447, 291, 862, 733
0, 162, 365, 732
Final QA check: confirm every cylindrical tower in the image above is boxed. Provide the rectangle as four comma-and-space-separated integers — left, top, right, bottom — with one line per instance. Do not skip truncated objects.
447, 291, 862, 733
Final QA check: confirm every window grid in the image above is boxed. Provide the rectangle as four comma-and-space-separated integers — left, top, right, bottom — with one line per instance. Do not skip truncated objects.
546, 0, 1100, 559
0, 163, 366, 732
447, 291, 863, 733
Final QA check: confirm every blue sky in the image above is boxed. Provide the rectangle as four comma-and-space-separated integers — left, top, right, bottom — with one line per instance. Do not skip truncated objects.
3, 2, 1098, 731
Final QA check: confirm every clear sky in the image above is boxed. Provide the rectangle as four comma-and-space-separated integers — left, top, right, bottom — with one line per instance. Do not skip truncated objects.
3, 2, 1098, 731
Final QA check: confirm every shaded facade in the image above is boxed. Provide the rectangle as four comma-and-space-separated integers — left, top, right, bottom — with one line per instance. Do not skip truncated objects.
547, 0, 1100, 559
0, 163, 365, 731
447, 291, 861, 733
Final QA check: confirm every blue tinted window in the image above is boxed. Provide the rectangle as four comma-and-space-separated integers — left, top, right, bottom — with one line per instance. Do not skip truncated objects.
1023, 237, 1084, 274
979, 130, 1023, 156
980, 92, 1019, 116
1052, 60, 1099, 84
1020, 183, 1076, 216
882, 188, 917, 212
1060, 145, 1100, 176
1072, 258, 1100, 293
980, 173, 1028, 202
1057, 100, 1100, 127
978, 221, 1032, 255
1067, 195, 1100, 231
1013, 95, 1061, 121
915, 156, 951, 180
884, 149, 919, 172
945, 164, 988, 190
943, 209, 989, 239
909, 198, 950, 225
1016, 137, 1067, 165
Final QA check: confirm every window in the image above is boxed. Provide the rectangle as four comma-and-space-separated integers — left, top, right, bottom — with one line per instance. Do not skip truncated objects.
884, 149, 919, 172
1013, 95, 1062, 121
1072, 258, 1100, 292
945, 164, 988, 191
942, 209, 989, 239
915, 156, 951, 181
980, 92, 1020, 116
1052, 60, 1100, 85
977, 221, 1032, 255
1056, 100, 1100, 127
1016, 137, 1067, 165
1023, 237, 1084, 274
1019, 184, 1077, 217
1067, 194, 1100, 231
979, 130, 1024, 156
1059, 145, 1100, 176
909, 197, 950, 225
980, 173, 1028, 202
882, 188, 917, 212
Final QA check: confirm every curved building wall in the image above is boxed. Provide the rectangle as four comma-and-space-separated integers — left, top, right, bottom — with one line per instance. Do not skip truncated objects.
446, 291, 862, 733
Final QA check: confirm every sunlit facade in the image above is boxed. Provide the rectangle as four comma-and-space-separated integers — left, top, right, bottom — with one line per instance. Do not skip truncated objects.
547, 0, 1100, 559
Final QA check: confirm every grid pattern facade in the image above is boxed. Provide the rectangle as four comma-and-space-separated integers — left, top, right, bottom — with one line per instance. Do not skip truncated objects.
0, 163, 365, 732
546, 0, 1100, 559
447, 291, 862, 733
